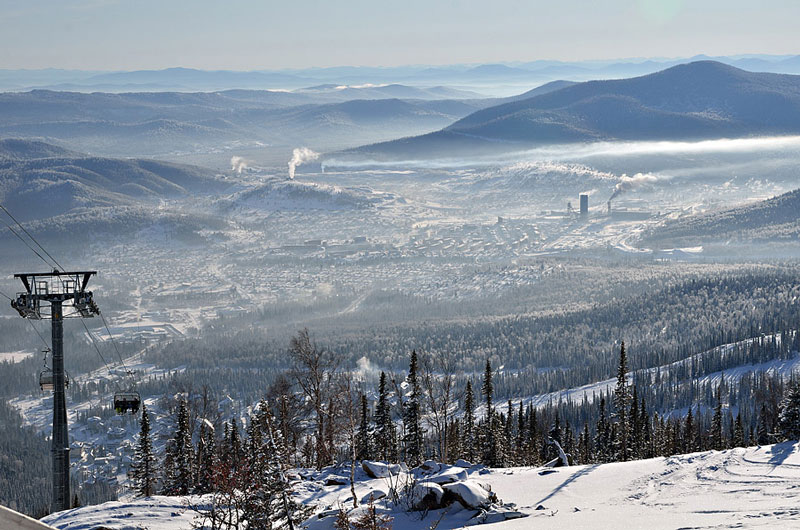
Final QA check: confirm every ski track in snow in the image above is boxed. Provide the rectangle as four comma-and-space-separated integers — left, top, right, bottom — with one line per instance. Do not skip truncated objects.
42, 442, 800, 529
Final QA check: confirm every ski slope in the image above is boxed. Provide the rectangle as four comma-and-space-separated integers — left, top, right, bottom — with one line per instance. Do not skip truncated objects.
42, 442, 800, 529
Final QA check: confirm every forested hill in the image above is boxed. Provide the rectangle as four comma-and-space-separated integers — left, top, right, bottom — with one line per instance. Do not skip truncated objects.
347, 61, 800, 159
0, 139, 226, 221
641, 187, 800, 247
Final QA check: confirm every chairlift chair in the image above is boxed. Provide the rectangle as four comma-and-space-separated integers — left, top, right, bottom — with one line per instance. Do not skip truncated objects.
113, 391, 141, 414
39, 369, 54, 392
39, 369, 69, 392
11, 294, 42, 319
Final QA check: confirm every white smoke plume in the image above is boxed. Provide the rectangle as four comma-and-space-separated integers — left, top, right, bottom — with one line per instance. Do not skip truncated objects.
355, 356, 381, 381
288, 147, 319, 180
230, 156, 249, 174
609, 173, 663, 200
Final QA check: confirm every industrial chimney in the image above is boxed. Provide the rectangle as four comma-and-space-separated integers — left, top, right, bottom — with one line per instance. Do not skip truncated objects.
579, 194, 589, 218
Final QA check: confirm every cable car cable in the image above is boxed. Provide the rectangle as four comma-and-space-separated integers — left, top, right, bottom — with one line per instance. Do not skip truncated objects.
99, 312, 136, 387
0, 203, 65, 271
79, 318, 121, 392
0, 216, 55, 270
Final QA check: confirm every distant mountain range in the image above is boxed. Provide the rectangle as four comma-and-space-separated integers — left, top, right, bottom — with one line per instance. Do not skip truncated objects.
347, 61, 800, 160
641, 187, 800, 248
0, 88, 495, 160
3, 54, 800, 93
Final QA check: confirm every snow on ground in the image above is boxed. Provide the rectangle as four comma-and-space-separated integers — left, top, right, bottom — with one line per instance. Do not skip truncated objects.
42, 496, 199, 530
0, 350, 33, 363
42, 442, 800, 529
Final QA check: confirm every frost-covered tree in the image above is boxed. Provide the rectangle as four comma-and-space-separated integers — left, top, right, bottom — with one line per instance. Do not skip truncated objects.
711, 386, 724, 451
778, 380, 800, 441
613, 342, 630, 461
162, 398, 194, 495
594, 396, 611, 463
374, 372, 396, 462
481, 359, 500, 466
130, 404, 156, 497
462, 380, 476, 462
356, 393, 372, 461
402, 350, 424, 466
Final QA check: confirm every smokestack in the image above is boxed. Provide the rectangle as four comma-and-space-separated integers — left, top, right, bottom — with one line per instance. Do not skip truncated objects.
230, 156, 248, 174
579, 194, 588, 218
288, 147, 319, 180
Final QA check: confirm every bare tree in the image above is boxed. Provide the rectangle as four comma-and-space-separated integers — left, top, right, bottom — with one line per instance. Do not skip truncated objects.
289, 328, 341, 469
337, 372, 361, 509
420, 350, 460, 463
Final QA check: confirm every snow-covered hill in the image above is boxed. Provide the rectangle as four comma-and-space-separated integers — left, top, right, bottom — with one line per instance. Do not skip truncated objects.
42, 442, 800, 529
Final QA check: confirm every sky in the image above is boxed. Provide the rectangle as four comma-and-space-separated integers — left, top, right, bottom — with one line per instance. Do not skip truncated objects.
0, 0, 798, 71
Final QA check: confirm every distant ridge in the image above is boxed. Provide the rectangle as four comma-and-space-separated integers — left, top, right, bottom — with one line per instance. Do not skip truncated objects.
642, 187, 800, 247
346, 61, 800, 160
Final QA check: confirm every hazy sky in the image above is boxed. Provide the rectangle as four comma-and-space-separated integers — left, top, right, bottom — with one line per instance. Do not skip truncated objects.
1, 0, 798, 70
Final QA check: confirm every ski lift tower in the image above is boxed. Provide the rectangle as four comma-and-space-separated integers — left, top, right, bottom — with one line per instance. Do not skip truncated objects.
10, 270, 99, 513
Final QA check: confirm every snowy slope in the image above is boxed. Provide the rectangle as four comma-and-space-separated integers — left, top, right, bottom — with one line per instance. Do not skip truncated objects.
42, 442, 800, 529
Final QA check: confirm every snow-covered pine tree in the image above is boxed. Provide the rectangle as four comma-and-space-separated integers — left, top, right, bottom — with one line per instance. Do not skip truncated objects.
711, 386, 724, 450
375, 371, 397, 462
757, 403, 770, 445
630, 386, 641, 458
639, 396, 652, 459
684, 406, 695, 453
130, 403, 156, 497
229, 418, 243, 469
578, 423, 593, 464
503, 400, 514, 466
733, 412, 745, 447
403, 350, 424, 466
446, 419, 461, 463
195, 419, 216, 494
778, 380, 800, 441
162, 398, 194, 495
594, 396, 611, 463
481, 359, 498, 466
356, 393, 372, 461
613, 342, 630, 461
515, 401, 525, 462
462, 380, 476, 462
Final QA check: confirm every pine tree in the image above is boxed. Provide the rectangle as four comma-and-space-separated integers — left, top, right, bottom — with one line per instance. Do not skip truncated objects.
594, 396, 611, 463
503, 400, 514, 466
356, 393, 372, 461
162, 398, 194, 495
578, 423, 593, 464
230, 418, 242, 468
195, 420, 216, 494
684, 407, 695, 454
481, 360, 498, 466
630, 386, 640, 459
374, 372, 396, 462
403, 350, 424, 466
733, 412, 745, 448
613, 342, 630, 461
757, 403, 770, 445
711, 386, 724, 451
463, 380, 476, 463
639, 396, 651, 459
778, 380, 800, 441
130, 404, 156, 497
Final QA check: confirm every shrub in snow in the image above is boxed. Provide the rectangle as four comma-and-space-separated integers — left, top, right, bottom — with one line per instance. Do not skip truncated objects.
410, 481, 445, 511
